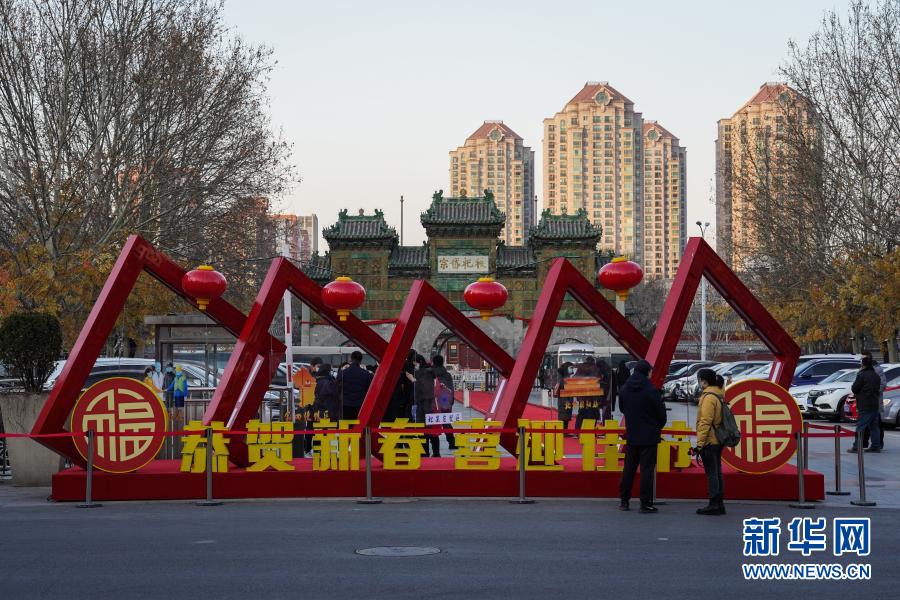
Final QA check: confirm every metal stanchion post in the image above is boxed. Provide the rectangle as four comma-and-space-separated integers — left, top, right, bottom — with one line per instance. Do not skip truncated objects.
358, 426, 382, 504
196, 427, 222, 506
789, 431, 814, 509
826, 425, 850, 496
850, 429, 876, 506
802, 421, 809, 471
651, 463, 666, 505
77, 430, 102, 508
511, 425, 535, 504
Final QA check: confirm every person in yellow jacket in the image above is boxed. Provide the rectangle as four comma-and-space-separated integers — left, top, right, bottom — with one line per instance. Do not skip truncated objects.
695, 368, 726, 515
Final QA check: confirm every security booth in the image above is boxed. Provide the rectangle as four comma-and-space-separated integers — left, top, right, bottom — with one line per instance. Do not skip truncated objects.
145, 313, 236, 386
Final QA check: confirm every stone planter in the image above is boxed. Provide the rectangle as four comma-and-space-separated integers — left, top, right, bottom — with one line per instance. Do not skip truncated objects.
0, 392, 64, 486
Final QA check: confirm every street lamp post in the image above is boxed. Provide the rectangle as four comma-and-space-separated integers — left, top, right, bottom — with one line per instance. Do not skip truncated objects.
696, 221, 710, 361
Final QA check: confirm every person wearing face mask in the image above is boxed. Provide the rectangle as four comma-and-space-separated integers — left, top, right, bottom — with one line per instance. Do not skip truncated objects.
151, 362, 164, 392
165, 365, 189, 427
694, 368, 727, 516
163, 363, 176, 411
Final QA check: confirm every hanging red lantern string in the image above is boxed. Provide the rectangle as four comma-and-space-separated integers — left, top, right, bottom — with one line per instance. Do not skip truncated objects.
322, 276, 366, 321
182, 265, 227, 311
464, 276, 508, 320
597, 257, 643, 301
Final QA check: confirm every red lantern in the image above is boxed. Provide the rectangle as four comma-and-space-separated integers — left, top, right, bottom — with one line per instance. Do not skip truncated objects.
464, 276, 508, 320
182, 265, 227, 311
322, 276, 366, 321
598, 256, 643, 301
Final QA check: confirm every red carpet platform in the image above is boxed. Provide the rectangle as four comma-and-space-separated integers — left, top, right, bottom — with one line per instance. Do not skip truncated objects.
52, 458, 824, 502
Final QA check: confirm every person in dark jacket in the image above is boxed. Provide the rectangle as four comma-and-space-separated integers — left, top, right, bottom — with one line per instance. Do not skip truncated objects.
314, 364, 339, 422
611, 360, 630, 413
618, 359, 667, 513
848, 355, 883, 453
554, 363, 574, 431
162, 362, 176, 410
410, 355, 440, 457
431, 355, 456, 450
336, 351, 373, 421
597, 359, 613, 422
387, 350, 416, 421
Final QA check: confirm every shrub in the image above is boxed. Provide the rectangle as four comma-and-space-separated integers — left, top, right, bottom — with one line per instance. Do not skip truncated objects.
0, 312, 62, 392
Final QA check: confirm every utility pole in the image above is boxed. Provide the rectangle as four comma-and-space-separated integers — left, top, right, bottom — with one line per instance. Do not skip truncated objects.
696, 221, 710, 360
400, 195, 404, 245
281, 242, 295, 423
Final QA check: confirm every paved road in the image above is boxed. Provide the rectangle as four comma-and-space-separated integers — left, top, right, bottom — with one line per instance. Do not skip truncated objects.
0, 485, 894, 600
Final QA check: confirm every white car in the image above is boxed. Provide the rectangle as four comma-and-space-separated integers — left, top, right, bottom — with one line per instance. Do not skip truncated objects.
806, 364, 900, 421
791, 368, 855, 417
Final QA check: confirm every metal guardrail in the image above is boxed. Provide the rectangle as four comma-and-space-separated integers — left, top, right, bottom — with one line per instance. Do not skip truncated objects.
159, 385, 294, 459
0, 438, 10, 480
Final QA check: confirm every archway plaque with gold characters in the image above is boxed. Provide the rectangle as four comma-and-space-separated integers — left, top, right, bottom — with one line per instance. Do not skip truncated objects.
722, 378, 802, 474
70, 377, 168, 473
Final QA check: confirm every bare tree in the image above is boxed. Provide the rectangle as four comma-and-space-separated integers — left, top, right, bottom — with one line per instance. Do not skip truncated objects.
730, 0, 899, 355
0, 0, 295, 327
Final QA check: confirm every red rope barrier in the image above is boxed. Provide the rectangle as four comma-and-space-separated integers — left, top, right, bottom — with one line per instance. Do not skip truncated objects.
0, 427, 862, 440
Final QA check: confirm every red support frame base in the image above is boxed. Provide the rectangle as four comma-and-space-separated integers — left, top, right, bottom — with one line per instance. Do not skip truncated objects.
50, 459, 824, 502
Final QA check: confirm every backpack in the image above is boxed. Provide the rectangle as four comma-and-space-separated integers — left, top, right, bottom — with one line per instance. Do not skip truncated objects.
433, 378, 454, 412
707, 392, 741, 448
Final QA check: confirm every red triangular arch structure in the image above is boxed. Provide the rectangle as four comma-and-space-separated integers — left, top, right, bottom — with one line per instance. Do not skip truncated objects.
356, 279, 516, 429
487, 258, 650, 450
645, 237, 800, 388
35, 235, 800, 468
207, 258, 390, 464
31, 235, 284, 466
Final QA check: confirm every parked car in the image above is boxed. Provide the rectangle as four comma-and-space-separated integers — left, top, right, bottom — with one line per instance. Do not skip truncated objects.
729, 361, 774, 383
686, 360, 770, 402
807, 364, 900, 421
663, 360, 717, 384
790, 355, 860, 387
845, 381, 900, 427
791, 368, 855, 417
880, 385, 900, 428
44, 358, 220, 392
662, 361, 719, 401
0, 362, 22, 391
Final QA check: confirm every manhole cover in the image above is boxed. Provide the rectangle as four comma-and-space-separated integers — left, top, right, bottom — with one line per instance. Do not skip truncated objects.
356, 546, 441, 557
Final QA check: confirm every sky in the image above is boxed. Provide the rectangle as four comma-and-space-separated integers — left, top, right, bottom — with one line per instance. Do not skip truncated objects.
223, 0, 844, 251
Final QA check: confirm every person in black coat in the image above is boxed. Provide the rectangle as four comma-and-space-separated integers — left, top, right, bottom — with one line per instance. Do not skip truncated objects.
431, 355, 456, 450
849, 355, 883, 453
336, 351, 373, 421
314, 364, 339, 422
611, 360, 630, 413
387, 350, 416, 421
618, 359, 667, 513
409, 355, 440, 458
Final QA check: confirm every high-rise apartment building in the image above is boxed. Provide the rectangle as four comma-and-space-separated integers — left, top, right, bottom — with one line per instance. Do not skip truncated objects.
271, 214, 300, 260
297, 215, 318, 263
270, 213, 318, 263
716, 82, 808, 270
449, 121, 535, 245
642, 121, 687, 278
543, 82, 686, 276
